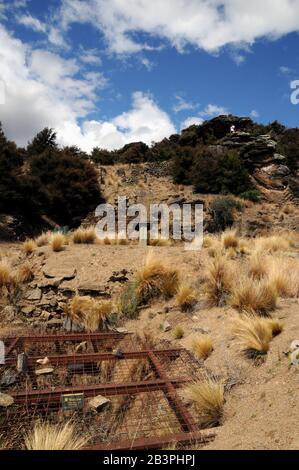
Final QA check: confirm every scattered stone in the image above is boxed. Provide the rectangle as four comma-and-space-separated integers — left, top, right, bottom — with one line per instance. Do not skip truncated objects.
63, 317, 84, 332
46, 318, 63, 328
0, 370, 17, 387
109, 270, 129, 283
35, 367, 54, 376
43, 266, 76, 280
0, 393, 14, 407
193, 326, 211, 335
75, 341, 88, 353
163, 321, 171, 332
40, 311, 53, 321
112, 349, 124, 358
36, 357, 50, 366
290, 340, 299, 352
289, 349, 299, 366
26, 288, 42, 301
88, 395, 111, 412
17, 352, 28, 373
38, 278, 63, 288
2, 306, 16, 322
21, 305, 35, 316
115, 327, 129, 334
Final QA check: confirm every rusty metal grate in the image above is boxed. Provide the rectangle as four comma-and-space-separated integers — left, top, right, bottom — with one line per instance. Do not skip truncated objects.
0, 331, 216, 450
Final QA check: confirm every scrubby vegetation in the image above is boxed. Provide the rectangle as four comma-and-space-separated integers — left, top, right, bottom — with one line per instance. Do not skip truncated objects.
25, 421, 88, 450
186, 378, 224, 427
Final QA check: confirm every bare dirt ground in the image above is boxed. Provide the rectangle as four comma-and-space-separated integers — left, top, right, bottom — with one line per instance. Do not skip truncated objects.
1, 240, 299, 450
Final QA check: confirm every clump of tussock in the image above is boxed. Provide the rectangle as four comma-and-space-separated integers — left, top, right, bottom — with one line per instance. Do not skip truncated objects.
24, 421, 88, 450
35, 232, 51, 247
0, 261, 15, 288
248, 251, 269, 280
231, 275, 277, 315
72, 227, 97, 244
267, 257, 299, 298
221, 229, 239, 249
190, 335, 213, 360
268, 318, 284, 337
186, 378, 224, 427
69, 295, 114, 331
16, 262, 34, 283
173, 325, 184, 339
205, 253, 232, 307
232, 315, 274, 358
148, 238, 172, 247
254, 235, 290, 254
175, 283, 197, 312
135, 253, 179, 304
50, 233, 66, 252
23, 239, 36, 255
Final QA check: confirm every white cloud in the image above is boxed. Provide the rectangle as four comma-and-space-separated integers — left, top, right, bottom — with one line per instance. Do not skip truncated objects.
18, 14, 47, 33
250, 110, 259, 118
279, 65, 292, 74
80, 49, 102, 66
173, 95, 198, 113
58, 0, 299, 56
57, 91, 176, 151
198, 104, 228, 117
0, 25, 175, 152
181, 117, 204, 129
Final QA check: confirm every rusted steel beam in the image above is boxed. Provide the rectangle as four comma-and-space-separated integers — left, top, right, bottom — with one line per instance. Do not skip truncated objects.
2, 331, 127, 344
148, 350, 197, 433
10, 377, 188, 405
84, 430, 216, 450
4, 337, 20, 357
5, 349, 182, 367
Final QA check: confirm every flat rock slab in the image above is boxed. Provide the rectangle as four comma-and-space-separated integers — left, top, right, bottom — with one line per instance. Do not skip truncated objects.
88, 395, 111, 411
43, 266, 76, 280
0, 393, 14, 407
25, 288, 42, 301
35, 367, 54, 375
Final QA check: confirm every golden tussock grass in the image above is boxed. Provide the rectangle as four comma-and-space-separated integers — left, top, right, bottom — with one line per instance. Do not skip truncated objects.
69, 295, 114, 331
230, 275, 277, 315
185, 378, 224, 427
135, 253, 179, 303
35, 232, 51, 247
268, 318, 284, 337
205, 253, 232, 307
232, 315, 274, 357
221, 230, 239, 249
23, 239, 36, 255
72, 227, 97, 244
173, 325, 184, 339
254, 235, 290, 253
148, 238, 173, 247
16, 262, 34, 283
267, 257, 299, 298
248, 251, 269, 280
24, 421, 88, 450
50, 233, 66, 252
190, 335, 213, 360
0, 261, 15, 288
175, 283, 197, 311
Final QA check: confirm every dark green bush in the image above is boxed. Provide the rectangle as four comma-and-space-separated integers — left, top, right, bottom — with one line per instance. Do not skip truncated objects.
207, 196, 243, 232
239, 189, 261, 202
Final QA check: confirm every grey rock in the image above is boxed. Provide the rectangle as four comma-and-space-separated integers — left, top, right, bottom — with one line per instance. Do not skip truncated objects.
35, 367, 54, 376
43, 267, 76, 280
0, 392, 14, 407
26, 288, 42, 301
88, 395, 111, 412
290, 340, 299, 352
38, 278, 63, 288
289, 349, 299, 366
21, 305, 35, 316
63, 317, 84, 332
17, 352, 28, 373
0, 370, 18, 387
1, 306, 16, 321
46, 318, 63, 328
163, 321, 171, 332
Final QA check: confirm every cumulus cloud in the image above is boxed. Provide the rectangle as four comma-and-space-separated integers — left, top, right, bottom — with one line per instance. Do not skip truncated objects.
181, 117, 204, 129
198, 104, 228, 117
58, 0, 299, 56
0, 25, 175, 151
18, 14, 47, 33
173, 95, 198, 113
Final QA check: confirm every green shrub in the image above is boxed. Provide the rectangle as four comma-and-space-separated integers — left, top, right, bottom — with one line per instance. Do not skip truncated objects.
207, 197, 243, 232
239, 189, 261, 202
120, 280, 140, 319
192, 148, 254, 196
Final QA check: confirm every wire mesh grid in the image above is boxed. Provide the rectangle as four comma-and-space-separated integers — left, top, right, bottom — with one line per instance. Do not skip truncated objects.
0, 330, 214, 450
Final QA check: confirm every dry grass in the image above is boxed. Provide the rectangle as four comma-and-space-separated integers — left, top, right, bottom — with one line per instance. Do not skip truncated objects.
232, 315, 273, 357
69, 295, 114, 331
16, 262, 34, 283
173, 325, 184, 339
268, 258, 299, 298
148, 238, 173, 247
221, 230, 238, 249
50, 233, 66, 252
268, 318, 284, 337
248, 251, 269, 280
35, 232, 51, 247
175, 283, 197, 311
205, 253, 232, 307
231, 276, 277, 315
24, 421, 88, 450
254, 235, 290, 253
23, 239, 36, 255
135, 253, 179, 303
0, 261, 15, 288
190, 335, 213, 360
72, 227, 97, 244
186, 378, 224, 427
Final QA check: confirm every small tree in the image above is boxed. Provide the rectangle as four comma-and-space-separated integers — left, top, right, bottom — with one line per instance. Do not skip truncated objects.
207, 197, 243, 232
27, 128, 58, 156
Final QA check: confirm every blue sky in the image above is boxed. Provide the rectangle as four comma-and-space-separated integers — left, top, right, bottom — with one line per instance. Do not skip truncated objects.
0, 0, 299, 151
